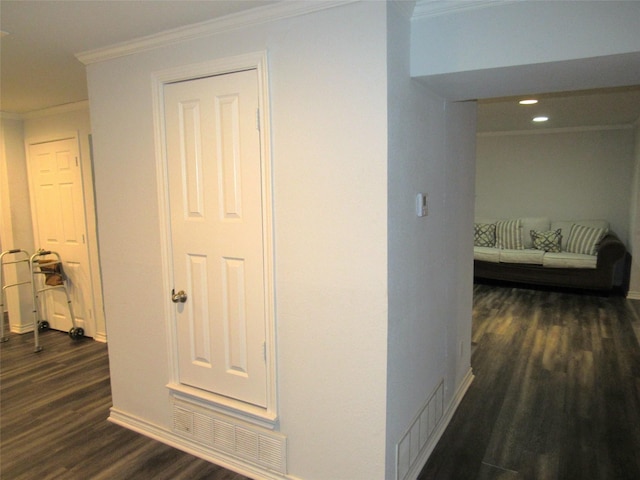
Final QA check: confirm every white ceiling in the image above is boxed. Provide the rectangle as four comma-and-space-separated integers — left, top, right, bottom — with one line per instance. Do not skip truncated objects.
1, 0, 639, 132
0, 0, 276, 114
477, 86, 640, 133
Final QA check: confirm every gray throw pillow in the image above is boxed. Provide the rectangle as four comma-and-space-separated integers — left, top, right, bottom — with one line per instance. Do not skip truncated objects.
474, 223, 496, 247
530, 229, 562, 253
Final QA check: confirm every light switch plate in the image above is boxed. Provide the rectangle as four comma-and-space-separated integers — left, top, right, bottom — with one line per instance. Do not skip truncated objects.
416, 193, 428, 217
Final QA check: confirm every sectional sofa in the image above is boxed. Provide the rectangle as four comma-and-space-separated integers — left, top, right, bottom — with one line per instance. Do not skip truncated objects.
473, 217, 628, 294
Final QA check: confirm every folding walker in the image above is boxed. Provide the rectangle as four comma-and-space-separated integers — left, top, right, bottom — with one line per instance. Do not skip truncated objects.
30, 249, 84, 352
0, 249, 33, 343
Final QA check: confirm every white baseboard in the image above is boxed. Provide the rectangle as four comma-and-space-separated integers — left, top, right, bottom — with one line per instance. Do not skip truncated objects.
108, 370, 475, 480
10, 323, 34, 334
108, 408, 290, 480
93, 332, 108, 343
626, 291, 640, 300
406, 368, 475, 480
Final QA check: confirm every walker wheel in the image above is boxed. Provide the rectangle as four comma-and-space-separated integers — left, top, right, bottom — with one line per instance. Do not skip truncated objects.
39, 321, 50, 331
69, 327, 84, 340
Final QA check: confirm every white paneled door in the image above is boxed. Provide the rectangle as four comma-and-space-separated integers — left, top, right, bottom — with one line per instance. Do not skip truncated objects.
28, 138, 91, 335
164, 69, 267, 408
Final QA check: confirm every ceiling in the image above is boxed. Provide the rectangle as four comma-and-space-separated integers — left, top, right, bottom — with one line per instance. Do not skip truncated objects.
1, 0, 639, 132
0, 0, 277, 114
477, 86, 640, 133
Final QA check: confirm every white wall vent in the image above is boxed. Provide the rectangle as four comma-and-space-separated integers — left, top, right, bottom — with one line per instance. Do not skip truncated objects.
172, 398, 287, 474
396, 379, 445, 480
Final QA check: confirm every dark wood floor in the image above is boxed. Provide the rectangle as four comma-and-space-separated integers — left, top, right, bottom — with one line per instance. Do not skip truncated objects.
4, 284, 640, 480
420, 284, 640, 480
0, 320, 250, 480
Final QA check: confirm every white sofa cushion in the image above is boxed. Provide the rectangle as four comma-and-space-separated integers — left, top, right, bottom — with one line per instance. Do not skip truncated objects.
520, 217, 550, 248
474, 246, 500, 263
542, 252, 597, 269
499, 248, 545, 265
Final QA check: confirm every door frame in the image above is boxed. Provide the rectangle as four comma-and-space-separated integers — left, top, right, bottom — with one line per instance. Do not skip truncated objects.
25, 132, 101, 340
152, 51, 278, 427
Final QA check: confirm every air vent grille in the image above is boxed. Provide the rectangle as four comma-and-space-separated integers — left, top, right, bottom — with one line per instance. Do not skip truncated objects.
173, 406, 193, 435
193, 412, 214, 445
396, 379, 445, 480
213, 418, 235, 451
172, 398, 287, 474
236, 427, 260, 458
259, 434, 287, 471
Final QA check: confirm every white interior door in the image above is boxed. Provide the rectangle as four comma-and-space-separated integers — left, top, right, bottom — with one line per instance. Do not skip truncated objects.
164, 69, 267, 408
28, 138, 92, 335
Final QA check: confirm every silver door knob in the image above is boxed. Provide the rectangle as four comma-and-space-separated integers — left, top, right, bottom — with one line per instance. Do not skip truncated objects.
171, 289, 188, 303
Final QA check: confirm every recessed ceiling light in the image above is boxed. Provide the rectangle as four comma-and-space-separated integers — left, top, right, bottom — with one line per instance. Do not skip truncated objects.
519, 99, 538, 105
533, 116, 549, 122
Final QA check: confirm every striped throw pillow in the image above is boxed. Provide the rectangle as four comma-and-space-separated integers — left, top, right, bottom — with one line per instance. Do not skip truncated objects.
495, 219, 523, 250
565, 224, 608, 255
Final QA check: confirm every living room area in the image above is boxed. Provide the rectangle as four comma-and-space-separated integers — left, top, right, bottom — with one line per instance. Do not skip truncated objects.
419, 87, 640, 479
473, 86, 640, 297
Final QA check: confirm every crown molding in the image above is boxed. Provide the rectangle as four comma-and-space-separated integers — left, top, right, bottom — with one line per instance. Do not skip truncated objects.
1, 101, 90, 120
477, 123, 635, 137
76, 0, 358, 65
389, 0, 417, 19
412, 0, 514, 20
22, 101, 90, 120
0, 111, 24, 121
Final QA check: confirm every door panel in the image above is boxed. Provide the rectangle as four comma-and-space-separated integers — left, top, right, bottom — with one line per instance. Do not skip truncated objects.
28, 138, 90, 335
165, 69, 267, 408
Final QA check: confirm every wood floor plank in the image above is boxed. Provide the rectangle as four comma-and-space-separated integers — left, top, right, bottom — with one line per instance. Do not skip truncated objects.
419, 284, 640, 480
0, 323, 251, 480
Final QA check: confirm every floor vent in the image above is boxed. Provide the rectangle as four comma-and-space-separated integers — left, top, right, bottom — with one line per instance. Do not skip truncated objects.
396, 379, 445, 480
172, 398, 286, 474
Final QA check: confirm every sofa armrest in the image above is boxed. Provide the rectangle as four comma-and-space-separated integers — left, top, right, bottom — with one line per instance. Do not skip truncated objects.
596, 233, 626, 268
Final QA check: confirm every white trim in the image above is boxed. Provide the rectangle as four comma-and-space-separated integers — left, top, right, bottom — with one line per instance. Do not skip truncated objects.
168, 383, 278, 430
151, 51, 278, 428
1, 102, 89, 120
412, 0, 512, 20
477, 123, 636, 137
0, 111, 24, 120
93, 332, 108, 343
405, 368, 475, 480
76, 1, 357, 65
22, 101, 90, 120
108, 407, 289, 480
9, 323, 34, 335
25, 132, 77, 147
627, 290, 640, 300
389, 0, 417, 19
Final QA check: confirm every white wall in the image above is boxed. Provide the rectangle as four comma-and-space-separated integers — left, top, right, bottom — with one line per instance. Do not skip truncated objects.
413, 1, 640, 76
0, 116, 33, 328
86, 3, 389, 479
411, 1, 640, 100
82, 1, 640, 478
629, 123, 640, 297
475, 128, 636, 246
386, 3, 475, 479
